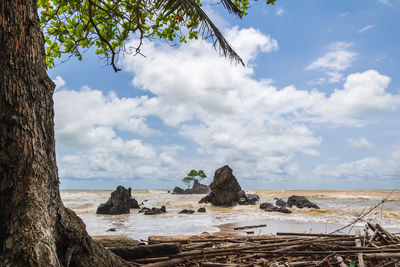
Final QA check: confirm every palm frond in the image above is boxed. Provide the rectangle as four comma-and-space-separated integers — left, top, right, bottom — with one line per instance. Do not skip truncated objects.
155, 0, 245, 66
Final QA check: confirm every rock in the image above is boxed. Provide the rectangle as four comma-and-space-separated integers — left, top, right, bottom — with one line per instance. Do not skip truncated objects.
199, 165, 242, 206
274, 198, 287, 207
172, 186, 185, 194
172, 180, 210, 194
92, 235, 141, 247
144, 206, 167, 215
189, 179, 211, 194
259, 202, 274, 209
197, 207, 206, 212
179, 209, 195, 214
259, 202, 292, 214
238, 193, 260, 205
287, 195, 320, 209
138, 207, 150, 213
129, 198, 140, 209
107, 228, 116, 232
199, 165, 258, 206
96, 185, 140, 215
199, 193, 214, 204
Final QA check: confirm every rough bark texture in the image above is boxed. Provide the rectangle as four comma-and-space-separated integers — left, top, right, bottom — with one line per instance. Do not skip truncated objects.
0, 1, 130, 266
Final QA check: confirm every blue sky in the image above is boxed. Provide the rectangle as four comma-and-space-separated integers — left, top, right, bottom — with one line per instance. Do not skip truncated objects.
49, 0, 400, 190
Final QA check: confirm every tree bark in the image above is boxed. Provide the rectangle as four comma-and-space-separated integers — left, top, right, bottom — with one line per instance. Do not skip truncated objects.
0, 1, 130, 266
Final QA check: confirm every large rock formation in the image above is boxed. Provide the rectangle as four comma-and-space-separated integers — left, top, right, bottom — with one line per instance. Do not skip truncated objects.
96, 185, 140, 214
199, 165, 259, 206
287, 195, 320, 209
173, 179, 210, 194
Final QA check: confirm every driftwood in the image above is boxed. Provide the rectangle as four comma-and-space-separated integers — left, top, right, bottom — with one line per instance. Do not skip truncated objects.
233, 224, 266, 230
355, 229, 365, 267
106, 221, 400, 266
108, 243, 181, 261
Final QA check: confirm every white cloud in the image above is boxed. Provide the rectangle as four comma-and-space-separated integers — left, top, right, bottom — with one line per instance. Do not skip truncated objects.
120, 27, 400, 181
314, 157, 382, 180
306, 42, 357, 84
339, 12, 349, 17
276, 7, 285, 16
378, 0, 390, 5
53, 76, 66, 90
53, 26, 400, 185
347, 137, 373, 148
358, 25, 375, 33
54, 87, 160, 146
314, 150, 400, 184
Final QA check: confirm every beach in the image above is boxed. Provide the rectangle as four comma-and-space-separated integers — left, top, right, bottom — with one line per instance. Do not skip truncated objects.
61, 189, 400, 241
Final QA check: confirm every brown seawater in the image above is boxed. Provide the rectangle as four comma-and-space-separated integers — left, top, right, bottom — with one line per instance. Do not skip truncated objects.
61, 189, 400, 240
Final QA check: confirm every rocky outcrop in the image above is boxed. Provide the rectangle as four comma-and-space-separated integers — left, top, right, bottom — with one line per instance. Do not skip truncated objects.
197, 207, 206, 213
172, 186, 185, 194
274, 198, 287, 207
199, 165, 259, 206
259, 202, 292, 214
179, 209, 195, 214
287, 195, 320, 209
173, 180, 210, 194
238, 192, 260, 205
141, 206, 167, 215
96, 186, 140, 215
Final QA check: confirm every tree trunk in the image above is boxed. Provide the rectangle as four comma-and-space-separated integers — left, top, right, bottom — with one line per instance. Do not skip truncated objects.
0, 1, 130, 266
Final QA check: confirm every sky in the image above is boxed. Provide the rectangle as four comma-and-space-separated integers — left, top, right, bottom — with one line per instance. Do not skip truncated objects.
48, 0, 400, 190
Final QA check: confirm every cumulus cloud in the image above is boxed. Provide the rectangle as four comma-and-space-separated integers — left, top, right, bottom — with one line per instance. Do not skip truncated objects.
347, 137, 373, 148
358, 25, 375, 33
120, 27, 400, 181
53, 26, 400, 186
53, 87, 187, 182
314, 150, 400, 185
306, 42, 357, 84
53, 76, 66, 89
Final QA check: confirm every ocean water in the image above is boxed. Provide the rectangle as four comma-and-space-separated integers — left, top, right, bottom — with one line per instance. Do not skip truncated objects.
61, 190, 400, 241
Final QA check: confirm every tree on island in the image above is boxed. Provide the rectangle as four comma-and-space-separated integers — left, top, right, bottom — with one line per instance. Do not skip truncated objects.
0, 0, 276, 266
183, 169, 207, 189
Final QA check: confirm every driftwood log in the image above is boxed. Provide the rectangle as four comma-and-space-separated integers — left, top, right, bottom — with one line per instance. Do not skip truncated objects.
108, 243, 181, 261
106, 222, 400, 266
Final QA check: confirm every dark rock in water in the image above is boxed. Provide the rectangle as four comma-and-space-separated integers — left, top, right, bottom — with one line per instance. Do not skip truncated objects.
287, 195, 320, 209
274, 198, 287, 207
179, 209, 195, 214
172, 186, 185, 194
129, 198, 140, 209
238, 193, 260, 205
259, 202, 292, 214
199, 165, 258, 206
173, 180, 210, 194
197, 207, 206, 213
199, 165, 242, 206
144, 206, 167, 215
266, 206, 292, 214
107, 228, 116, 232
190, 179, 211, 194
259, 202, 274, 209
199, 193, 214, 204
138, 207, 150, 213
96, 185, 140, 215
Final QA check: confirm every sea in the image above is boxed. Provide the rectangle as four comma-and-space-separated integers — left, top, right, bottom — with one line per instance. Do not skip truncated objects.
61, 190, 400, 241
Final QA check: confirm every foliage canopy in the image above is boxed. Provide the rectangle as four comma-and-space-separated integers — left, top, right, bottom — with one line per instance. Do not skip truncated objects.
37, 0, 276, 71
182, 169, 207, 188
